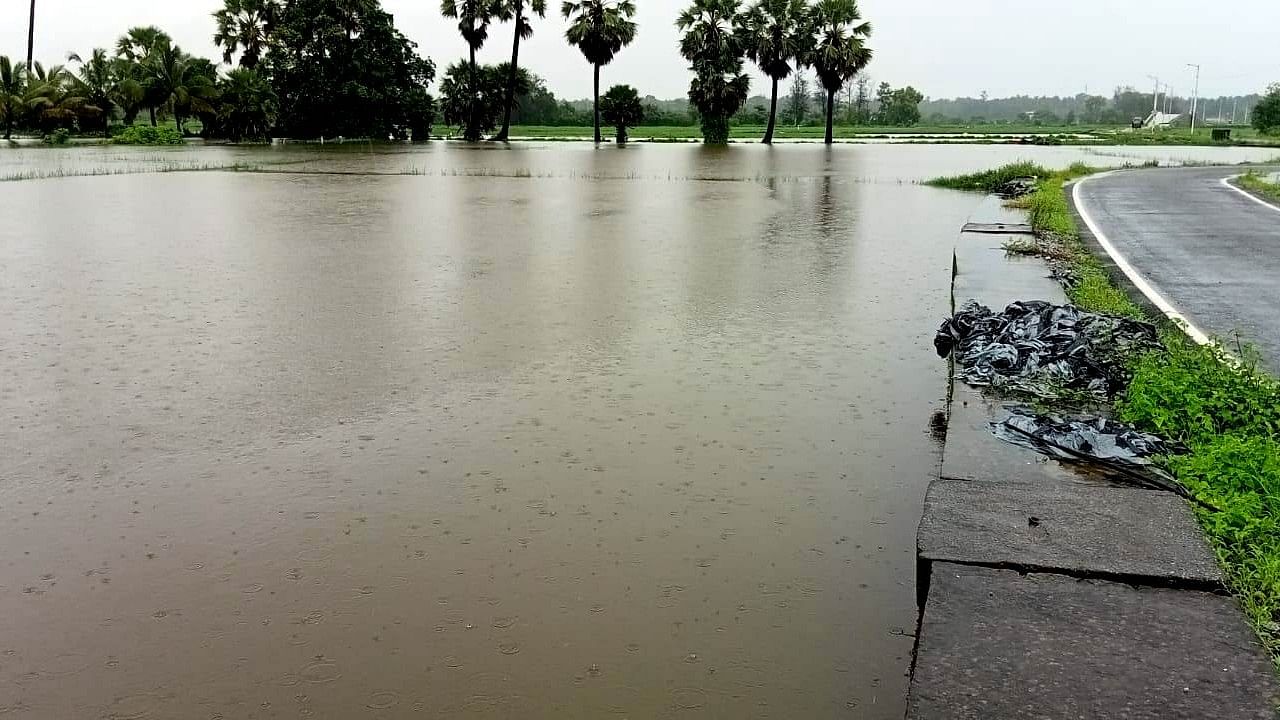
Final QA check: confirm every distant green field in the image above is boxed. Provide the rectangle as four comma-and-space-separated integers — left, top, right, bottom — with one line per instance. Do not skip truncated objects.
505, 123, 1280, 146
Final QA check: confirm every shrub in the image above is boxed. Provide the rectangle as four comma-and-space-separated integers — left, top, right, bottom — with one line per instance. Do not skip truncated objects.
112, 125, 183, 145
42, 128, 72, 145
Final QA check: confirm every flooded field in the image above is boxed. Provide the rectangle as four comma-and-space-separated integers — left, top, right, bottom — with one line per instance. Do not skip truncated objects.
2, 142, 1275, 719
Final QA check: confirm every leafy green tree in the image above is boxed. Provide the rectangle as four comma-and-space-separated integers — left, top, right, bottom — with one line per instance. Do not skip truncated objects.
1252, 84, 1280, 134
599, 83, 642, 143
215, 67, 279, 140
266, 0, 436, 139
738, 0, 809, 143
1, 57, 29, 140
878, 85, 922, 126
492, 0, 546, 140
213, 0, 281, 69
442, 0, 502, 140
677, 0, 749, 145
784, 70, 808, 126
807, 0, 871, 143
561, 0, 637, 143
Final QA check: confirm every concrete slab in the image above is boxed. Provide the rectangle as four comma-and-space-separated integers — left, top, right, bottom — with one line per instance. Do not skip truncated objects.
961, 222, 1036, 235
908, 564, 1280, 720
969, 194, 1029, 226
919, 479, 1222, 587
953, 232, 1066, 312
939, 384, 1095, 486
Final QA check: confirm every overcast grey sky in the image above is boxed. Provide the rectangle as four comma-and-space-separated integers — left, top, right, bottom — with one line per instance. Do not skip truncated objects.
4, 0, 1278, 100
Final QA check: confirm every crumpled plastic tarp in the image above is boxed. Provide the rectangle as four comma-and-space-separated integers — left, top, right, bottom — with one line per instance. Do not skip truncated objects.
934, 300, 1161, 400
991, 406, 1185, 493
995, 177, 1038, 199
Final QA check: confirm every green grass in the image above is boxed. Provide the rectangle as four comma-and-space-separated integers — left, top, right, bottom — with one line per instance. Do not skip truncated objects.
934, 160, 1280, 665
1237, 170, 1280, 204
1119, 338, 1280, 659
923, 161, 1052, 191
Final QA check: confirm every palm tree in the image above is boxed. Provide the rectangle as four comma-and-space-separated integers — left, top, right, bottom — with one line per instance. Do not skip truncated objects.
117, 26, 172, 126
213, 0, 280, 69
807, 0, 870, 144
69, 49, 117, 136
149, 44, 218, 136
23, 63, 87, 134
1, 56, 29, 140
561, 0, 637, 144
600, 83, 643, 144
739, 0, 809, 143
26, 0, 36, 70
677, 0, 749, 144
492, 0, 547, 141
217, 67, 279, 140
441, 0, 502, 141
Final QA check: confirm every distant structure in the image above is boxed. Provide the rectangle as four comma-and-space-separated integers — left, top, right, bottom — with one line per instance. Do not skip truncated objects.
1142, 111, 1183, 129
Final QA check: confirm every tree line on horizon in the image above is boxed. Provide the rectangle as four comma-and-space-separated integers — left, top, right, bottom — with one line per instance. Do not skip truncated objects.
1, 0, 876, 145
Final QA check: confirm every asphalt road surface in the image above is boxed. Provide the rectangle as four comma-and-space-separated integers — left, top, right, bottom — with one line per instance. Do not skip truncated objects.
1073, 166, 1280, 372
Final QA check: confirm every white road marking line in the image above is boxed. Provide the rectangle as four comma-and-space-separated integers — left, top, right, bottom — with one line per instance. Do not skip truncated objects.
1071, 172, 1212, 345
1219, 174, 1280, 214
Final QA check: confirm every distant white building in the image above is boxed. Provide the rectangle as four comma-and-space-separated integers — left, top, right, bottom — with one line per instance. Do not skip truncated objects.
1143, 111, 1183, 128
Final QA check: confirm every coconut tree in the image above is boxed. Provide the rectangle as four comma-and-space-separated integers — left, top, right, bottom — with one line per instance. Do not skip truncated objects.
561, 0, 637, 143
1, 56, 29, 140
677, 0, 749, 145
69, 49, 117, 135
441, 0, 502, 140
491, 0, 547, 141
738, 0, 809, 143
213, 0, 280, 69
23, 63, 87, 133
149, 43, 218, 136
599, 83, 642, 144
807, 0, 871, 144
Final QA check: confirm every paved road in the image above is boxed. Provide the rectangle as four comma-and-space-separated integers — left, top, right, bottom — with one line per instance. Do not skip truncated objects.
1073, 166, 1280, 372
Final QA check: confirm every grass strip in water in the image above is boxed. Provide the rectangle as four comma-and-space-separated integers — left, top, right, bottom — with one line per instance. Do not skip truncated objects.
931, 161, 1280, 667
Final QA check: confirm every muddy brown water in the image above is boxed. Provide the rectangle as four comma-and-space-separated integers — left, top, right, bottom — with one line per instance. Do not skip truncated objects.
2, 142, 1274, 719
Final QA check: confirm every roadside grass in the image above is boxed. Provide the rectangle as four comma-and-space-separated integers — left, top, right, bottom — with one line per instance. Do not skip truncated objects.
1236, 170, 1280, 204
931, 160, 1280, 665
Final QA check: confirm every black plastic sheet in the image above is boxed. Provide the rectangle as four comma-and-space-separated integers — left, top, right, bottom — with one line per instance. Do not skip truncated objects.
992, 406, 1186, 493
935, 300, 1161, 400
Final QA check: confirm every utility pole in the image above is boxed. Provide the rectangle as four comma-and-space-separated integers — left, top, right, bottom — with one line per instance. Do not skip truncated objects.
1231, 97, 1238, 125
1147, 74, 1160, 131
1165, 85, 1173, 114
1187, 63, 1200, 134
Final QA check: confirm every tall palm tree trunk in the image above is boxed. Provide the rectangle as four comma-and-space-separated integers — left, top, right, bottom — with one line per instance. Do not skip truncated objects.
466, 43, 479, 141
149, 106, 157, 127
824, 88, 834, 145
763, 76, 779, 144
26, 0, 36, 69
592, 63, 601, 144
494, 3, 524, 142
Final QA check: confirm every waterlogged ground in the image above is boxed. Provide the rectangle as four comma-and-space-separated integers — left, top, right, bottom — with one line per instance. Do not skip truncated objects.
1, 142, 1275, 719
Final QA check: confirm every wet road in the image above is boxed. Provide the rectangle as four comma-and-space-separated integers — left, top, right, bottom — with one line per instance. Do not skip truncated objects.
1074, 166, 1280, 371
3, 143, 1278, 719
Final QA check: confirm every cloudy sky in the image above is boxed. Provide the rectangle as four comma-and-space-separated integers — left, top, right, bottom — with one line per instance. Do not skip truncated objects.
4, 0, 1278, 100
